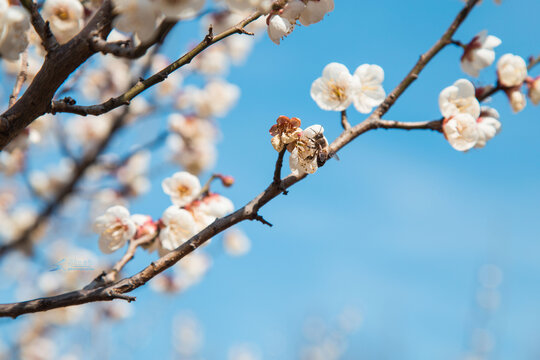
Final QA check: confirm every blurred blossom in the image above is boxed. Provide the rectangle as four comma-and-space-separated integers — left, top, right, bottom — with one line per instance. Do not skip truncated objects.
192, 43, 230, 76
478, 264, 503, 288
113, 0, 159, 43
476, 287, 500, 310
0, 3, 30, 61
117, 150, 151, 196
20, 336, 57, 360
37, 271, 64, 295
66, 114, 113, 147
151, 54, 184, 96
223, 228, 251, 256
0, 206, 39, 244
167, 133, 217, 174
173, 312, 204, 356
188, 80, 240, 118
2, 50, 43, 83
81, 57, 131, 101
101, 300, 133, 320
471, 328, 495, 354
337, 307, 362, 334
29, 158, 75, 199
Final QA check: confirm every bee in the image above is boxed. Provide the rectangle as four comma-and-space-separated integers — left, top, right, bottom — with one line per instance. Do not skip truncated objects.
304, 126, 340, 167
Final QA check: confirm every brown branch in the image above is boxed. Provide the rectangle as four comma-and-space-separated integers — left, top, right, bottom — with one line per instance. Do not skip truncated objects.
19, 0, 59, 52
340, 110, 350, 130
330, 0, 480, 153
50, 11, 261, 116
0, 0, 114, 150
8, 51, 29, 108
376, 119, 443, 132
89, 20, 177, 59
0, 0, 480, 319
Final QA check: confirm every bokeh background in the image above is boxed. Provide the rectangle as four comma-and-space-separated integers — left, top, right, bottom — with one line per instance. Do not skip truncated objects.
2, 0, 540, 359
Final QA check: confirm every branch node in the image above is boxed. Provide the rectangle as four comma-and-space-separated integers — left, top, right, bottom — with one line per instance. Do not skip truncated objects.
252, 213, 273, 227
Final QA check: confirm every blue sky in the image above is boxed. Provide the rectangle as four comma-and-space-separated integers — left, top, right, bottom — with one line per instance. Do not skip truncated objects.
2, 0, 540, 359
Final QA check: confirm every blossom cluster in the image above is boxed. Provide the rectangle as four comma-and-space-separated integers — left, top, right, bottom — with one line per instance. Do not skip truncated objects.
269, 115, 330, 176
311, 62, 385, 114
439, 79, 501, 151
441, 31, 538, 151
92, 171, 235, 255
266, 0, 334, 44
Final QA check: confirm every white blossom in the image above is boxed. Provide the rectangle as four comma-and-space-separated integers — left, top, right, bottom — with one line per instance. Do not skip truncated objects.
352, 64, 385, 113
475, 107, 501, 149
442, 113, 479, 152
497, 53, 527, 88
158, 206, 196, 254
267, 14, 293, 45
439, 79, 480, 119
460, 31, 501, 77
66, 114, 113, 146
113, 0, 159, 42
299, 0, 334, 26
92, 205, 136, 254
155, 0, 205, 20
311, 63, 355, 111
42, 0, 84, 44
0, 5, 30, 61
167, 134, 217, 175
117, 150, 151, 196
508, 88, 526, 113
162, 171, 201, 206
223, 228, 251, 256
289, 124, 327, 176
199, 193, 234, 218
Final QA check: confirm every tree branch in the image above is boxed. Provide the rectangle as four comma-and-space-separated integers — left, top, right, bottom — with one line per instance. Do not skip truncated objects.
50, 11, 261, 116
89, 20, 177, 59
0, 0, 481, 319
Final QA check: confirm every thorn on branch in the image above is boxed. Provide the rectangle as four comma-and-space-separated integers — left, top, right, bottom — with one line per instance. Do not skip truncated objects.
110, 292, 136, 302
237, 27, 254, 36
253, 213, 273, 227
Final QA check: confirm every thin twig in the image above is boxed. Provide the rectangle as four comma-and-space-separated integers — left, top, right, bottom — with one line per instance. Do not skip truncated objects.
50, 11, 262, 116
340, 110, 350, 130
9, 51, 29, 108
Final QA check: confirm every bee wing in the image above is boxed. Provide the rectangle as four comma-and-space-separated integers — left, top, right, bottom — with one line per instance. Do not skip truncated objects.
329, 151, 340, 161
